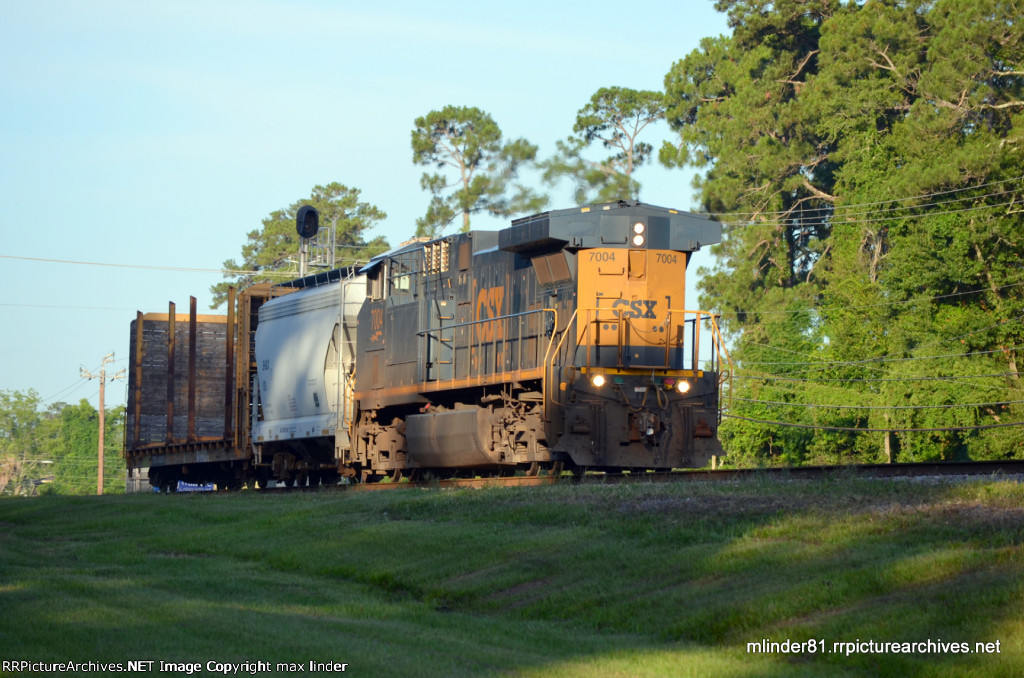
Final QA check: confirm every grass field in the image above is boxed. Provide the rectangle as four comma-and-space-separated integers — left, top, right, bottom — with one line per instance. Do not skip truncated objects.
1, 475, 1023, 677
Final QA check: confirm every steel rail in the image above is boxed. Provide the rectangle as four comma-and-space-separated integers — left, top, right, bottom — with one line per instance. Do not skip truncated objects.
255, 459, 1024, 494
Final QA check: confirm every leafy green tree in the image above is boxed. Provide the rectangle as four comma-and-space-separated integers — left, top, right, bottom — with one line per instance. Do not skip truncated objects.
541, 87, 666, 205
664, 0, 1024, 464
1, 392, 127, 496
411, 105, 547, 236
211, 183, 389, 308
36, 400, 126, 495
0, 389, 44, 495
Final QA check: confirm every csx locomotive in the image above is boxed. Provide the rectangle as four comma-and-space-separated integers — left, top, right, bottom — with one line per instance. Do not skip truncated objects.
124, 201, 729, 489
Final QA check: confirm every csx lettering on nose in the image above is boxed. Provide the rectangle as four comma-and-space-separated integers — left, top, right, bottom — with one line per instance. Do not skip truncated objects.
610, 298, 658, 319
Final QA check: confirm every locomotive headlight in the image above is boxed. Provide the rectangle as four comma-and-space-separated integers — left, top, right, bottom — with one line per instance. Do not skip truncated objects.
676, 380, 691, 394
591, 374, 606, 388
632, 222, 646, 247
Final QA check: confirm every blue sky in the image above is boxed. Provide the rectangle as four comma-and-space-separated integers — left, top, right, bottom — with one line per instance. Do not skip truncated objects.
0, 0, 729, 409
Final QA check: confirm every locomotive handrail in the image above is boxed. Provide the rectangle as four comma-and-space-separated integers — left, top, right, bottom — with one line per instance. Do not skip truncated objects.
706, 312, 734, 414
572, 307, 722, 370
417, 307, 559, 409
548, 307, 580, 370
549, 307, 733, 416
666, 309, 733, 415
415, 307, 554, 335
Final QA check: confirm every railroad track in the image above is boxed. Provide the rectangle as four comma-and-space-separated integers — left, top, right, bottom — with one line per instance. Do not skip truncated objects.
321, 458, 1024, 493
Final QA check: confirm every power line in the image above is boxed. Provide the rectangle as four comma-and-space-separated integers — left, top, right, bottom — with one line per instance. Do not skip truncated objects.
0, 254, 296, 277
716, 279, 1024, 318
730, 396, 1024, 411
711, 176, 1023, 220
1, 303, 140, 311
722, 412, 1024, 433
720, 194, 1019, 227
730, 315, 1024, 381
799, 187, 1020, 222
721, 199, 1018, 229
718, 198, 1019, 229
732, 371, 1020, 383
738, 346, 1024, 368
41, 378, 91, 405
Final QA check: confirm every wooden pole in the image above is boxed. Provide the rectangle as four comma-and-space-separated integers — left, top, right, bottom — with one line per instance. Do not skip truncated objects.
81, 353, 123, 495
98, 367, 106, 495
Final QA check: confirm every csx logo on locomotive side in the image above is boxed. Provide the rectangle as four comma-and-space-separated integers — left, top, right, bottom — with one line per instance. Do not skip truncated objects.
476, 285, 505, 342
610, 298, 658, 319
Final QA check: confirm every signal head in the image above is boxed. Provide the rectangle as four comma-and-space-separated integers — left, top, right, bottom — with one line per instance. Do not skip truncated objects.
296, 205, 319, 239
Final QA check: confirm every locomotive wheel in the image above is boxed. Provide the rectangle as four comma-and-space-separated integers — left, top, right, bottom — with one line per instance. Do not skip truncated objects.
525, 462, 540, 477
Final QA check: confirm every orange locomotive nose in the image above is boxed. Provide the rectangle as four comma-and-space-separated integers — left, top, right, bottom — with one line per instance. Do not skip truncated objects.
576, 246, 689, 370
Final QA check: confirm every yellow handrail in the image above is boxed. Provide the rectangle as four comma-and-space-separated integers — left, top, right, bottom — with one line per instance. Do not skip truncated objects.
546, 306, 733, 414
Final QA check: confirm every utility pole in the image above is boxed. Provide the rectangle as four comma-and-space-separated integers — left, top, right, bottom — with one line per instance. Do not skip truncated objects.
81, 353, 125, 495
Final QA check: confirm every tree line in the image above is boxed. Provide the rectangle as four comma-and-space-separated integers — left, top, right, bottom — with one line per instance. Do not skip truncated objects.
0, 390, 125, 496
674, 0, 1023, 465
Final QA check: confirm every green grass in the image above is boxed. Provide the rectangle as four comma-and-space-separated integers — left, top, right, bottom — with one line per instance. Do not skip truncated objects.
1, 476, 1023, 676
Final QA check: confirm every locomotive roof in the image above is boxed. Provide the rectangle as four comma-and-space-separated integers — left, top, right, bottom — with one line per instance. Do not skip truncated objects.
359, 201, 721, 273
359, 231, 498, 274
500, 201, 721, 255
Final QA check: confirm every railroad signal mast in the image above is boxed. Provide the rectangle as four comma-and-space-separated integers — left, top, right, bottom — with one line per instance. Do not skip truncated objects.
81, 352, 125, 495
296, 205, 320, 278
